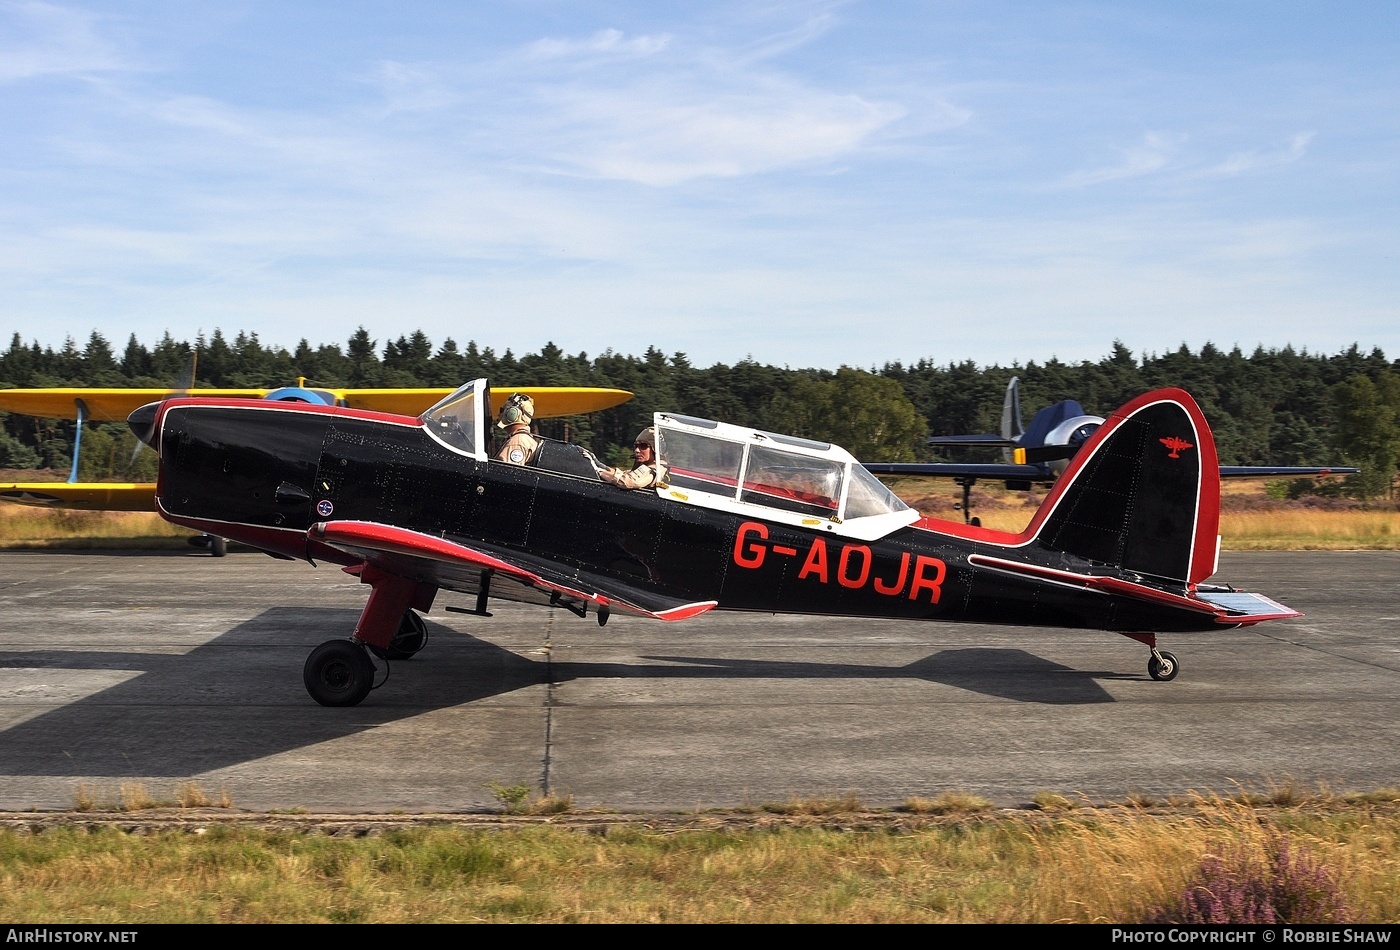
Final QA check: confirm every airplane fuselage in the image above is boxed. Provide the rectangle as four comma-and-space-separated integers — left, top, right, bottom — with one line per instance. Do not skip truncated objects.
151, 399, 1227, 635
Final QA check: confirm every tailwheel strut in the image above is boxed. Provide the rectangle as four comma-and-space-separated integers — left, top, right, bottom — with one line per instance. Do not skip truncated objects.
1121, 632, 1181, 682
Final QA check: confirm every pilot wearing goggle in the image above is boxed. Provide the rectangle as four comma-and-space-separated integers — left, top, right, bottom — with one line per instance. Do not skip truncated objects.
600, 427, 664, 490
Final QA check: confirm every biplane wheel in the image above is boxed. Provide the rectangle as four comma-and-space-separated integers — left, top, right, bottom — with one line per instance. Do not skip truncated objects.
210, 536, 228, 558
1148, 650, 1180, 682
304, 639, 375, 706
370, 610, 429, 661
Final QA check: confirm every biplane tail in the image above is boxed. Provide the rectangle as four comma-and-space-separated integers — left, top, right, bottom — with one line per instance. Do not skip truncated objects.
1025, 388, 1221, 587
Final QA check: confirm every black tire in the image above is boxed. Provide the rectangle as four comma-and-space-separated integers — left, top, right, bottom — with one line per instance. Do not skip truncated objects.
210, 536, 228, 557
370, 610, 429, 661
1148, 650, 1180, 682
304, 639, 375, 706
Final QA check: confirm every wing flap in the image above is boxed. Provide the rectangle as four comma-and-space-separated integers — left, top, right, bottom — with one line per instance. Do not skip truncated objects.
310, 520, 716, 622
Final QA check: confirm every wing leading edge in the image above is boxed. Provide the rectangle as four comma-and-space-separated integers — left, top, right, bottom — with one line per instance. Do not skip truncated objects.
309, 520, 717, 622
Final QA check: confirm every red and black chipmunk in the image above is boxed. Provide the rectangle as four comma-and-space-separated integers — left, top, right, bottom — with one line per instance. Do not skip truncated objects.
129, 379, 1299, 707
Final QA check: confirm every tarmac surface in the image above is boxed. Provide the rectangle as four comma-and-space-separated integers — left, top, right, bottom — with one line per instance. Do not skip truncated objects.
0, 549, 1396, 813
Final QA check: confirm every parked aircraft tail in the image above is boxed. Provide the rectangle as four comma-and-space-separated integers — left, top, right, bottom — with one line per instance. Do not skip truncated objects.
999, 376, 1024, 461
1024, 388, 1220, 588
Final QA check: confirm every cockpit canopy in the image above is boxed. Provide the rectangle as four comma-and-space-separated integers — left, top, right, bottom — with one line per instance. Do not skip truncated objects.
418, 380, 920, 542
655, 413, 919, 542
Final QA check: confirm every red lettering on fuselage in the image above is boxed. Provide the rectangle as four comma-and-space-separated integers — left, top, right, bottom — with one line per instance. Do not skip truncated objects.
799, 538, 829, 582
873, 552, 910, 595
838, 544, 871, 589
734, 521, 768, 568
909, 555, 945, 604
732, 521, 945, 604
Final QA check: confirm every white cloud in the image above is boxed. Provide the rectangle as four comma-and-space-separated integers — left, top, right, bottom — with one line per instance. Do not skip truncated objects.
1059, 131, 1182, 188
0, 0, 126, 81
1202, 131, 1314, 177
526, 28, 671, 62
534, 80, 904, 185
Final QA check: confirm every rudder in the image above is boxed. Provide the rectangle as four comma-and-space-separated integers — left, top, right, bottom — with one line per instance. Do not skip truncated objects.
1029, 389, 1220, 586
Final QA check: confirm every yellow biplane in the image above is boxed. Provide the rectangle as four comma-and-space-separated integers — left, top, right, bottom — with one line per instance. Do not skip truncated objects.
1, 380, 632, 519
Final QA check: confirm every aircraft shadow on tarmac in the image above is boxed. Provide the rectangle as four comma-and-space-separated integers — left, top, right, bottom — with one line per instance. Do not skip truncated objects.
0, 608, 1125, 778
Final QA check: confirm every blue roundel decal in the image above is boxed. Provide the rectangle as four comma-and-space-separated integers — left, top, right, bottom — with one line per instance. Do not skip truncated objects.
317, 499, 334, 517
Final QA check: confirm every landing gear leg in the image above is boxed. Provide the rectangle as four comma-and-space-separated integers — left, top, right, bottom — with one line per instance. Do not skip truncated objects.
301, 562, 438, 706
369, 609, 429, 661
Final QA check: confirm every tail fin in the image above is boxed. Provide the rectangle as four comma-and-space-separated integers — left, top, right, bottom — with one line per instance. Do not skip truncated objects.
999, 376, 1024, 462
1027, 388, 1220, 587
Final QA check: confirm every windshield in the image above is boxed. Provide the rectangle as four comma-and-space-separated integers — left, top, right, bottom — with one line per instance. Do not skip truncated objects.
420, 379, 488, 457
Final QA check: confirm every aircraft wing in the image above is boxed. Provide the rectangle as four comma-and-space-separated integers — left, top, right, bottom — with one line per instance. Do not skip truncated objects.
310, 520, 717, 622
0, 482, 157, 511
925, 435, 1016, 447
1218, 466, 1357, 478
0, 385, 632, 421
0, 388, 267, 421
861, 462, 1050, 481
863, 462, 1357, 482
342, 387, 632, 418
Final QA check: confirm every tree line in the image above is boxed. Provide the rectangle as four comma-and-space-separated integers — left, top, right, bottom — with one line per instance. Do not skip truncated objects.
1, 329, 1397, 498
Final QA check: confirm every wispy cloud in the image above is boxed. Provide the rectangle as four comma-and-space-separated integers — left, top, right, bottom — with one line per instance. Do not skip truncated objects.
1059, 131, 1182, 188
1201, 132, 1314, 177
526, 27, 671, 62
502, 23, 906, 185
0, 0, 127, 81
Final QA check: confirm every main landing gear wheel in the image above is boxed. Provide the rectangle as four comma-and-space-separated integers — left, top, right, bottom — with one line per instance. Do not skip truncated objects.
1148, 650, 1180, 682
369, 610, 428, 661
304, 639, 375, 706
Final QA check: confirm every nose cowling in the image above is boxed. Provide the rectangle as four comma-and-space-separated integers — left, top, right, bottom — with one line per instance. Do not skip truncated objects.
128, 402, 161, 448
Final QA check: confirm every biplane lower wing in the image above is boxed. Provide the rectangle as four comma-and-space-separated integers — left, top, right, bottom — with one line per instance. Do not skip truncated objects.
311, 520, 717, 623
0, 482, 157, 511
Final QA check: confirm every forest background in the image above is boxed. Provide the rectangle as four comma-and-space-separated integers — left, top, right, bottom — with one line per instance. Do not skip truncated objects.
2, 329, 1398, 501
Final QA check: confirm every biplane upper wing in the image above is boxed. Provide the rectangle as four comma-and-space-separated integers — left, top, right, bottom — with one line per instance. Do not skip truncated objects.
343, 387, 632, 418
0, 482, 157, 510
311, 520, 717, 622
0, 385, 631, 421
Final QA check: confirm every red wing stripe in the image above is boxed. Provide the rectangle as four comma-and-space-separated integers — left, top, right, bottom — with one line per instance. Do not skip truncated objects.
312, 520, 717, 622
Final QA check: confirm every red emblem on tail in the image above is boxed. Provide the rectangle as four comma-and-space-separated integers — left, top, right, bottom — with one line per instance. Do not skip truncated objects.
1160, 436, 1194, 459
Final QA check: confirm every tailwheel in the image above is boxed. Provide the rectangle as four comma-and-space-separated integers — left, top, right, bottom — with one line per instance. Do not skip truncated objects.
304, 639, 375, 706
370, 609, 428, 661
1148, 649, 1180, 682
210, 536, 228, 557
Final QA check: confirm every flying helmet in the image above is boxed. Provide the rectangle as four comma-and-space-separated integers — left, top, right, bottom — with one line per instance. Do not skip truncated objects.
495, 392, 535, 430
634, 427, 656, 450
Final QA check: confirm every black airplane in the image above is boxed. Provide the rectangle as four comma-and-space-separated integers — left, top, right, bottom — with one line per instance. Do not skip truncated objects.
129, 378, 1300, 707
864, 376, 1356, 524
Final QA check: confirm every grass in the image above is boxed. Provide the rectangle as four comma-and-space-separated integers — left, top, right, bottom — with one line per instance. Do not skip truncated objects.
0, 505, 191, 548
71, 782, 234, 812
1, 789, 1397, 923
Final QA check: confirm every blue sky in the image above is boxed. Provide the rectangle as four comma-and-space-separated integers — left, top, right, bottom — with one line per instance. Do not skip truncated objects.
2, 1, 1396, 371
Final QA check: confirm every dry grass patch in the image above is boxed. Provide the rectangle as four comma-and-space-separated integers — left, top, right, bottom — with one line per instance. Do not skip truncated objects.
0, 504, 191, 547
4, 795, 1399, 922
1219, 509, 1400, 549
